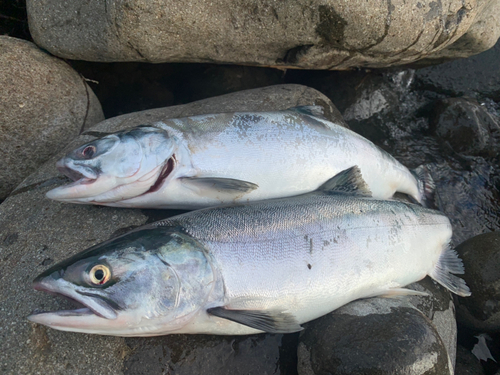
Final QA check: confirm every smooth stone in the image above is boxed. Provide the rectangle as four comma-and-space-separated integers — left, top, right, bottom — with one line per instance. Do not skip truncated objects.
455, 232, 500, 332
0, 84, 337, 374
430, 97, 500, 157
27, 0, 500, 69
0, 36, 104, 200
455, 345, 485, 375
297, 296, 453, 375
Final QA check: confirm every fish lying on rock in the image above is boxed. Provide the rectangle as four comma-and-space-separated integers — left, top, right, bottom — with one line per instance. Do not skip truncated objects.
29, 167, 469, 336
46, 106, 433, 209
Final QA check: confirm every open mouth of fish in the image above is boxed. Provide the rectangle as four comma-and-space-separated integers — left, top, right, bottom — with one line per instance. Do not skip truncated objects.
48, 156, 176, 201
28, 279, 118, 325
58, 165, 98, 186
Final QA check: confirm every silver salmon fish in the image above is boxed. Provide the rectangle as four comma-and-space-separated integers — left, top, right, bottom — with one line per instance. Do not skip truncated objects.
29, 167, 468, 336
46, 106, 433, 209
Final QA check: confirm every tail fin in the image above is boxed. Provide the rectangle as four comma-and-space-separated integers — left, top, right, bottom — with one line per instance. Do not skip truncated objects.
411, 165, 435, 208
429, 244, 471, 297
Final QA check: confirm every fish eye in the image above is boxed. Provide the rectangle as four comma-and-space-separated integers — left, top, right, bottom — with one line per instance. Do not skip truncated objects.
89, 264, 111, 285
81, 145, 96, 159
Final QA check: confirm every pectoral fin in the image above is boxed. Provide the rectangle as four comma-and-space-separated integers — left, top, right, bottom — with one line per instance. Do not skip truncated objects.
180, 177, 258, 200
207, 307, 303, 333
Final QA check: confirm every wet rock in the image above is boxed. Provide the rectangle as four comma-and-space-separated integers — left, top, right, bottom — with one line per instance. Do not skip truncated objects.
27, 0, 500, 69
430, 97, 500, 156
0, 84, 335, 374
416, 37, 500, 101
0, 36, 104, 200
455, 345, 485, 375
124, 333, 298, 375
297, 297, 452, 375
455, 232, 500, 332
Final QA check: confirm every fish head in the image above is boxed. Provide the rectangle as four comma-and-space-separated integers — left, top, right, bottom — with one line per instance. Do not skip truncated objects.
46, 126, 177, 204
28, 227, 216, 336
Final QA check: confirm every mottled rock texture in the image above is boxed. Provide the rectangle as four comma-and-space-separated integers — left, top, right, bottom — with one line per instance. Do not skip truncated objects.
0, 85, 335, 375
0, 36, 104, 200
456, 232, 500, 332
27, 0, 500, 69
297, 297, 453, 375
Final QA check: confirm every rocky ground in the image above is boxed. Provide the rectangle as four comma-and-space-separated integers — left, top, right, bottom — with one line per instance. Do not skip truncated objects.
1, 1, 500, 374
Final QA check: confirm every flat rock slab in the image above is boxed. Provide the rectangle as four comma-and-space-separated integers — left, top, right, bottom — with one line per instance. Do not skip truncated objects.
27, 0, 500, 69
0, 36, 104, 200
0, 84, 338, 375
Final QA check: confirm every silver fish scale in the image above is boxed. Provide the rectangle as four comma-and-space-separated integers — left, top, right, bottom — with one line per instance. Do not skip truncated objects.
156, 194, 450, 318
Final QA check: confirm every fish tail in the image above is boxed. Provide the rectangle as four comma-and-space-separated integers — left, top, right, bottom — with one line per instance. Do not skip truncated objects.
411, 165, 435, 208
429, 243, 471, 297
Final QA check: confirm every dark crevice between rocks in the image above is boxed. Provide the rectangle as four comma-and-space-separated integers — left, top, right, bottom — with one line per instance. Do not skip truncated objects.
78, 73, 91, 135
0, 0, 31, 41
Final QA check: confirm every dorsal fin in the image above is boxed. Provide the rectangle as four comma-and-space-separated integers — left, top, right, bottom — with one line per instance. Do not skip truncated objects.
286, 105, 326, 120
318, 166, 372, 197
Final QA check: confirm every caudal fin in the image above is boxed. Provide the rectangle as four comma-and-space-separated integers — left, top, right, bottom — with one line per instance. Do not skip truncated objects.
411, 165, 435, 208
429, 244, 471, 297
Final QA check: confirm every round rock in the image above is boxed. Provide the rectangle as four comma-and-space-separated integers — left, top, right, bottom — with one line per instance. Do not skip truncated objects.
430, 97, 500, 157
297, 297, 452, 375
0, 84, 337, 374
0, 36, 104, 200
455, 232, 500, 332
27, 0, 500, 69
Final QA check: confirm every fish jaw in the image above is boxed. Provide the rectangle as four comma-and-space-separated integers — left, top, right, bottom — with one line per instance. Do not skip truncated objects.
46, 174, 120, 202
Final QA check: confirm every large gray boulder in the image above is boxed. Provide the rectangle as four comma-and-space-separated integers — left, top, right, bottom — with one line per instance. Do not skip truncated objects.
0, 36, 104, 200
27, 0, 500, 69
0, 84, 339, 375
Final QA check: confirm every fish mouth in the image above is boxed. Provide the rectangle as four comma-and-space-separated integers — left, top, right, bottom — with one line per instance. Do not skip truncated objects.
57, 163, 98, 185
28, 278, 118, 326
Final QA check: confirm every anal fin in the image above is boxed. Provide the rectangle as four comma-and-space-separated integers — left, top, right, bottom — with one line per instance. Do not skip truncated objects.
207, 307, 302, 334
378, 288, 430, 298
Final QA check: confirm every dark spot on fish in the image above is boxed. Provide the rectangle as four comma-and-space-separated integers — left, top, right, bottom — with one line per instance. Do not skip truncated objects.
307, 264, 312, 269
3, 233, 18, 246
40, 258, 53, 266
309, 238, 314, 254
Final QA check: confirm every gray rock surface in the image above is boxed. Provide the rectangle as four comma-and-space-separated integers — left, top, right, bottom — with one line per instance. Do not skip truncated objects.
455, 232, 500, 332
0, 84, 337, 375
0, 36, 104, 200
455, 345, 485, 375
430, 97, 500, 157
416, 37, 500, 101
27, 0, 500, 69
297, 295, 453, 375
